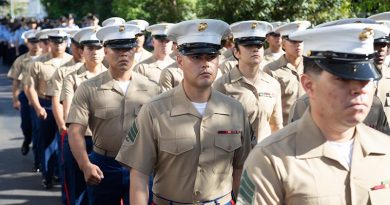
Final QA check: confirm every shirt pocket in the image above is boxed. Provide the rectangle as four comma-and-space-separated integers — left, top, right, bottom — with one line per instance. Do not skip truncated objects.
370, 189, 390, 205
214, 133, 242, 174
290, 195, 343, 205
94, 107, 121, 119
159, 136, 195, 155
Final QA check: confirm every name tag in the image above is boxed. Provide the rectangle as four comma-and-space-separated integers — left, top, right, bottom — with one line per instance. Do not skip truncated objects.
259, 92, 274, 98
218, 130, 241, 134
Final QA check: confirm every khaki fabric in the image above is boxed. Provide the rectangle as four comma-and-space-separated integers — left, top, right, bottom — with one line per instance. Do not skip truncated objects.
214, 65, 283, 143
46, 61, 84, 97
26, 53, 73, 97
377, 63, 390, 121
237, 110, 390, 205
21, 53, 50, 87
116, 84, 252, 203
135, 48, 153, 64
219, 56, 237, 75
159, 62, 182, 92
263, 48, 284, 66
66, 70, 160, 155
134, 55, 175, 84
264, 55, 305, 125
62, 64, 107, 136
289, 94, 390, 134
7, 53, 28, 81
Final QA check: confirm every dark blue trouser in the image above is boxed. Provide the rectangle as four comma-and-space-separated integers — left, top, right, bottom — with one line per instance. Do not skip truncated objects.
31, 107, 40, 166
87, 152, 129, 205
63, 133, 93, 205
38, 98, 58, 183
18, 91, 32, 145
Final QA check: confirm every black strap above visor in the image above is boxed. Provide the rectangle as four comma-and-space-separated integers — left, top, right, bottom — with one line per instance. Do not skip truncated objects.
27, 37, 39, 43
374, 36, 390, 44
307, 50, 376, 61
153, 35, 169, 40
71, 38, 80, 46
103, 38, 137, 49
178, 43, 221, 55
304, 50, 381, 81
234, 37, 266, 45
80, 40, 102, 47
48, 36, 68, 43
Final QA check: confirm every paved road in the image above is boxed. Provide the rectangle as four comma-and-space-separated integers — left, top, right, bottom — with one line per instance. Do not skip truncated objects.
0, 62, 61, 205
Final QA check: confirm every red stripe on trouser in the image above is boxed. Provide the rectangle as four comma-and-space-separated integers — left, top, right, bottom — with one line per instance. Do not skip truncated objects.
61, 130, 70, 205
60, 130, 67, 161
64, 174, 70, 205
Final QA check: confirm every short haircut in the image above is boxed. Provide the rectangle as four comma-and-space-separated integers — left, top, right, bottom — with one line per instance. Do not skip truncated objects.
303, 57, 323, 75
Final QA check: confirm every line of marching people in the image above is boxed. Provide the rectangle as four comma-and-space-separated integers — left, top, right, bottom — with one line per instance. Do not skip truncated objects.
5, 11, 390, 205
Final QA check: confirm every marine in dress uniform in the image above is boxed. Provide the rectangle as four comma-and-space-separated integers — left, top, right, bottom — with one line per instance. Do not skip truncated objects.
61, 26, 107, 205
7, 29, 41, 158
213, 20, 283, 143
368, 13, 390, 120
66, 24, 160, 205
288, 94, 390, 134
25, 28, 73, 189
237, 23, 390, 205
126, 20, 153, 64
133, 23, 175, 84
263, 22, 286, 64
116, 19, 252, 205
264, 21, 311, 125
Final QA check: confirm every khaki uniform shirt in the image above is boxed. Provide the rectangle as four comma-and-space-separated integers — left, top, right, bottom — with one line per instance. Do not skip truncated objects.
376, 63, 390, 120
264, 55, 305, 125
7, 53, 40, 87
263, 48, 284, 64
66, 71, 160, 155
62, 64, 107, 136
21, 53, 49, 87
238, 110, 390, 205
288, 94, 390, 134
134, 55, 175, 84
134, 48, 153, 64
26, 53, 73, 97
116, 85, 252, 204
159, 62, 182, 92
46, 61, 84, 97
214, 65, 283, 142
219, 56, 237, 75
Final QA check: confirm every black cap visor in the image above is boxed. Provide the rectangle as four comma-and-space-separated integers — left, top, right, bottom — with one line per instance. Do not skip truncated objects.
235, 37, 265, 46
80, 40, 102, 48
104, 39, 137, 49
178, 43, 221, 55
374, 37, 390, 44
48, 36, 68, 44
311, 58, 381, 81
27, 38, 39, 43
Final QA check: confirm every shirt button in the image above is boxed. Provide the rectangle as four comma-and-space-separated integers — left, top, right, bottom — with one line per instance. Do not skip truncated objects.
194, 190, 200, 195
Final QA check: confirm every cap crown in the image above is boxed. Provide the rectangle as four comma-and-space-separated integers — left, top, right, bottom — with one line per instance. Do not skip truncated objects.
147, 23, 174, 36
275, 21, 311, 36
230, 20, 272, 39
126, 20, 149, 31
289, 23, 389, 55
96, 24, 141, 42
368, 12, 390, 21
167, 19, 230, 46
22, 29, 38, 40
102, 17, 125, 27
73, 26, 101, 43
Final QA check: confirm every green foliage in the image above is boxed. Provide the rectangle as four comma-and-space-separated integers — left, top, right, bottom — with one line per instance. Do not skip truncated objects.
39, 0, 390, 26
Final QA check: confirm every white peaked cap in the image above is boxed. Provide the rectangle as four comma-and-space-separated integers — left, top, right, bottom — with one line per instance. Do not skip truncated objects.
167, 19, 230, 46
230, 20, 272, 39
